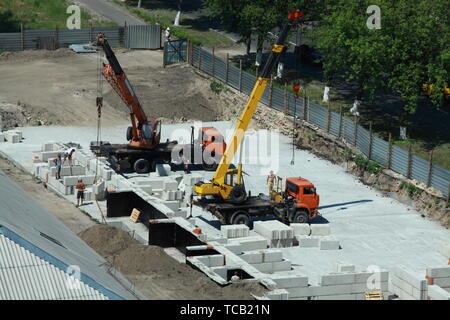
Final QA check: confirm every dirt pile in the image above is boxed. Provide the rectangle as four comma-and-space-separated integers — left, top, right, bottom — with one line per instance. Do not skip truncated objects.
104, 64, 228, 122
78, 225, 267, 300
0, 48, 75, 63
0, 101, 60, 129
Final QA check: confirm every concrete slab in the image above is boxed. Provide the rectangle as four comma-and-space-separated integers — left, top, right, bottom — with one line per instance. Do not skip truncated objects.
336, 262, 356, 273
310, 224, 331, 236
296, 235, 320, 248
291, 223, 311, 236
428, 285, 450, 300
319, 237, 340, 250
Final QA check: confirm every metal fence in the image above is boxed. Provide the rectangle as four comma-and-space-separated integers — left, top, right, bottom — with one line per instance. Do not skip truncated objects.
185, 43, 450, 198
0, 25, 162, 51
163, 39, 188, 66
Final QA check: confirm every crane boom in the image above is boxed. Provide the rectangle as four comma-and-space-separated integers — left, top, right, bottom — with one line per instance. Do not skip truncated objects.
194, 10, 303, 203
96, 33, 160, 149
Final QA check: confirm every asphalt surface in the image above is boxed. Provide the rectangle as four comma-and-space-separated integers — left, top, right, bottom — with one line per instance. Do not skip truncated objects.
74, 0, 145, 26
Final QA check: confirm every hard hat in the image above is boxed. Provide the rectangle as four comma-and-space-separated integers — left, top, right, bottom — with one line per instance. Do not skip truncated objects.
166, 27, 170, 31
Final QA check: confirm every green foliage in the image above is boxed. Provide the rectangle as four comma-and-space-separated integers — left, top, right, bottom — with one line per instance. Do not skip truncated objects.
210, 80, 224, 94
0, 0, 115, 31
314, 0, 449, 113
446, 202, 450, 209
399, 181, 422, 198
354, 153, 383, 174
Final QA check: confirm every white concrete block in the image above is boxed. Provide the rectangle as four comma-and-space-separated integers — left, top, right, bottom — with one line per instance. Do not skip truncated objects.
433, 277, 450, 288
291, 223, 311, 236
42, 142, 55, 152
234, 236, 268, 251
439, 243, 450, 258
41, 151, 62, 161
296, 235, 320, 248
5, 132, 20, 143
270, 238, 294, 248
221, 224, 249, 239
63, 175, 96, 186
155, 163, 171, 176
262, 249, 283, 262
0, 133, 4, 142
395, 265, 427, 291
161, 200, 180, 211
336, 262, 356, 273
140, 185, 152, 194
254, 220, 294, 240
163, 179, 178, 191
426, 266, 450, 279
286, 286, 311, 298
310, 224, 331, 236
319, 237, 340, 250
83, 190, 94, 201
271, 275, 308, 289
320, 273, 356, 286
241, 252, 263, 264
253, 262, 273, 273
208, 255, 225, 267
266, 289, 289, 300
162, 190, 176, 201
272, 259, 292, 272
428, 285, 450, 300
224, 242, 242, 255
316, 294, 356, 300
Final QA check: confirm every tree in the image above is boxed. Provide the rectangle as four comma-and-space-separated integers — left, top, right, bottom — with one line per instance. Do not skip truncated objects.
314, 0, 449, 113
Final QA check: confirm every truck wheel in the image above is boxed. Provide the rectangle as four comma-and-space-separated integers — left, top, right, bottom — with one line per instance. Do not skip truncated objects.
231, 212, 250, 226
292, 210, 309, 224
202, 162, 218, 171
126, 126, 133, 141
134, 158, 150, 174
229, 185, 247, 204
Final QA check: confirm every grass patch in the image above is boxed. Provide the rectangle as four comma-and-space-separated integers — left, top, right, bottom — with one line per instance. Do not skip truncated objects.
352, 153, 383, 174
399, 181, 422, 198
0, 0, 116, 31
210, 80, 229, 95
113, 1, 233, 47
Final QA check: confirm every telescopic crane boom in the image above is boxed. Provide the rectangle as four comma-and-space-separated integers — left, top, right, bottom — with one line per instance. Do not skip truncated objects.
96, 33, 161, 150
194, 10, 303, 203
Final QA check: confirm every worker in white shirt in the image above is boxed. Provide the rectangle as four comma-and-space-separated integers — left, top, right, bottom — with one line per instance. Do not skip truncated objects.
63, 147, 76, 166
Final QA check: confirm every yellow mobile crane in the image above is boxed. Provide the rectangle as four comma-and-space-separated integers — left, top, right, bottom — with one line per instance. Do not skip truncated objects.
194, 9, 303, 204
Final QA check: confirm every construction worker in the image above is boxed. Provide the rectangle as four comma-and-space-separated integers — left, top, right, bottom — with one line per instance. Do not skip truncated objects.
63, 147, 76, 166
53, 154, 62, 180
267, 170, 276, 192
165, 27, 172, 42
182, 154, 190, 174
231, 271, 240, 282
75, 178, 85, 207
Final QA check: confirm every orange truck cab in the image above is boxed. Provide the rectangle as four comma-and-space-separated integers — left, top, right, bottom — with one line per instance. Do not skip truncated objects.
284, 177, 320, 222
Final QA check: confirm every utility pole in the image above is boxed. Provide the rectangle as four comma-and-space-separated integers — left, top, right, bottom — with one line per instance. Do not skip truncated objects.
138, 0, 142, 8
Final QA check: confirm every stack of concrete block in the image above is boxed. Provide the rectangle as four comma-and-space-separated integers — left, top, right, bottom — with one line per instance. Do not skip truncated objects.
50, 165, 86, 177
83, 188, 94, 201
311, 224, 331, 236
239, 249, 290, 274
93, 180, 106, 200
155, 163, 171, 176
266, 289, 290, 300
4, 130, 21, 143
270, 274, 309, 291
63, 175, 96, 186
389, 265, 428, 300
426, 266, 450, 293
195, 255, 225, 268
41, 150, 63, 162
41, 142, 56, 152
296, 236, 320, 248
335, 262, 356, 273
32, 163, 49, 177
0, 132, 5, 142
163, 179, 178, 191
254, 220, 294, 248
291, 223, 311, 236
319, 237, 340, 250
428, 285, 450, 300
221, 225, 249, 239
233, 235, 268, 251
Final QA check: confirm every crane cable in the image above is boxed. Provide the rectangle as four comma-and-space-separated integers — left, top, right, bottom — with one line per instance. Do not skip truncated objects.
95, 45, 106, 224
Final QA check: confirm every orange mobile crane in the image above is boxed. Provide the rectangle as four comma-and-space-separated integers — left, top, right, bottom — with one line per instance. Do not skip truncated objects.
92, 33, 226, 173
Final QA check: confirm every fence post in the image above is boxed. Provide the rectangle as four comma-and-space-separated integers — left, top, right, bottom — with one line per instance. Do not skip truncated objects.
447, 184, 450, 202
124, 21, 128, 48
21, 23, 25, 51
162, 43, 167, 68
268, 75, 273, 109
284, 82, 288, 115
427, 149, 433, 188
338, 106, 343, 139
187, 40, 193, 65
55, 26, 59, 50
368, 121, 373, 160
239, 59, 243, 92
326, 103, 331, 133
225, 53, 229, 84
387, 133, 392, 169
212, 47, 215, 77
198, 49, 202, 71
89, 22, 93, 42
407, 145, 412, 179
303, 96, 307, 120
353, 116, 358, 146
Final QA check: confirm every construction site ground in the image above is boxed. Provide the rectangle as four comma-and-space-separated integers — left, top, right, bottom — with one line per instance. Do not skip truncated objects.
1, 49, 449, 299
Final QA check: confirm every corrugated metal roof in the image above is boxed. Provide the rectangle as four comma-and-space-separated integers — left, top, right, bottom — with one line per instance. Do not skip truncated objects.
0, 234, 108, 300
